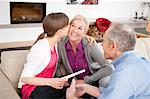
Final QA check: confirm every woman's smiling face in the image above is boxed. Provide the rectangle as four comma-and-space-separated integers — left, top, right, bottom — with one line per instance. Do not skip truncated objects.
68, 19, 86, 42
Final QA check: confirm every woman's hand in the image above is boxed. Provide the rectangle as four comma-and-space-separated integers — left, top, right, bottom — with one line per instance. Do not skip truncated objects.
84, 35, 96, 44
47, 78, 68, 89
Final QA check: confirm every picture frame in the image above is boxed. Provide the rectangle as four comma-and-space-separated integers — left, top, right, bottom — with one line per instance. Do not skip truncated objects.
67, 0, 99, 5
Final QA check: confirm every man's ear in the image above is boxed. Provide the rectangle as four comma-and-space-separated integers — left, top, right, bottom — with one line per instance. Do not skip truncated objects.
112, 41, 118, 52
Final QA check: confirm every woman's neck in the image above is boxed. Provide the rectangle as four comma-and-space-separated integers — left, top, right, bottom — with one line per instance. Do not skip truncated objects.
69, 40, 80, 49
69, 40, 80, 55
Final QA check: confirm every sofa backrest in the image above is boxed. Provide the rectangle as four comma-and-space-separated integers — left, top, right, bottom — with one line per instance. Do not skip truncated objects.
0, 50, 29, 89
134, 38, 150, 60
0, 38, 150, 90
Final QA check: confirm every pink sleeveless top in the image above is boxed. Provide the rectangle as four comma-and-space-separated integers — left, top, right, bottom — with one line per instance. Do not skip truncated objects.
21, 47, 58, 99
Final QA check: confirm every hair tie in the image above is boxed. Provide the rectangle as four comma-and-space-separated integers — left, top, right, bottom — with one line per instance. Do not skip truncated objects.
44, 33, 47, 37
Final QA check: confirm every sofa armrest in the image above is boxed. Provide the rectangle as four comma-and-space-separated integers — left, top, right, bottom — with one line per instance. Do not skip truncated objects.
0, 69, 20, 99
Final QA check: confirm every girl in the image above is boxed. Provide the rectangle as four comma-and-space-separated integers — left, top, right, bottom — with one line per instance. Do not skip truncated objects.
18, 12, 69, 99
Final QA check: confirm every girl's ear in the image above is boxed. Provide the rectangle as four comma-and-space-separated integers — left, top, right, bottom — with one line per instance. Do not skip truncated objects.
56, 29, 62, 36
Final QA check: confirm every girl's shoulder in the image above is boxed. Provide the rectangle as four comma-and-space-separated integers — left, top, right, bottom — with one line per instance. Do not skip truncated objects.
30, 38, 50, 54
33, 38, 49, 49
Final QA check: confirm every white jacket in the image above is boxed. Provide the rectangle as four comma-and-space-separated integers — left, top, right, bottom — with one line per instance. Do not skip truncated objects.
18, 38, 58, 88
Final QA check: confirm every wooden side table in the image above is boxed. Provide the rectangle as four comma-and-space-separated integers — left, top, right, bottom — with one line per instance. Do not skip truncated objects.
134, 27, 150, 38
136, 32, 150, 38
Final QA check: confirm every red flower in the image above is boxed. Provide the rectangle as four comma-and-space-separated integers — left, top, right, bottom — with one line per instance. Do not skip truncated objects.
95, 18, 111, 33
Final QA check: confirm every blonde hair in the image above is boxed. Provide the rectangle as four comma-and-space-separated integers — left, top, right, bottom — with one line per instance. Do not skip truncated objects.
70, 15, 89, 34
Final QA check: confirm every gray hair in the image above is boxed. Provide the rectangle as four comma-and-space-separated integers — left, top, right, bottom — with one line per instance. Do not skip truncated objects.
70, 15, 89, 34
107, 23, 136, 52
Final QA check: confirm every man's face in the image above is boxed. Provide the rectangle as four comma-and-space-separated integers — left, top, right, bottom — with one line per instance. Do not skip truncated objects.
102, 31, 113, 60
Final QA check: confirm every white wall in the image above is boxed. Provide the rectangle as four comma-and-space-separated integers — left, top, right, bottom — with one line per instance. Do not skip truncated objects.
0, 0, 144, 25
0, 0, 147, 43
0, 27, 43, 43
0, 0, 10, 25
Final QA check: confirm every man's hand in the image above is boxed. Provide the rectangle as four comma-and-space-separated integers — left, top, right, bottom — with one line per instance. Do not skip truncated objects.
75, 83, 86, 97
76, 80, 84, 84
75, 80, 85, 97
76, 83, 100, 97
66, 79, 78, 99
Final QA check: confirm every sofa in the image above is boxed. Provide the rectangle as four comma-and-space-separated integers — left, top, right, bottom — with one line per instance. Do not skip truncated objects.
0, 38, 150, 99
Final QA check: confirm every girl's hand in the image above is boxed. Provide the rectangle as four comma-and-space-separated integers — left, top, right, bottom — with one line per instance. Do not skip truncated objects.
64, 81, 70, 86
47, 78, 68, 89
85, 35, 96, 45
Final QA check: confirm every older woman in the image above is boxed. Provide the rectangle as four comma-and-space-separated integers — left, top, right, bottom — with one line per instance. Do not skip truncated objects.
56, 15, 113, 98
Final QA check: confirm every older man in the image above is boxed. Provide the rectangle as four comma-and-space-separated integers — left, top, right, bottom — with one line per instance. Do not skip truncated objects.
68, 23, 150, 99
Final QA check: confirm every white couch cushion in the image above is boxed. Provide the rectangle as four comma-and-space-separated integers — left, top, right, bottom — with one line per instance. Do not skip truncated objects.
142, 38, 150, 59
1, 50, 29, 89
0, 70, 20, 99
96, 43, 104, 55
135, 38, 149, 60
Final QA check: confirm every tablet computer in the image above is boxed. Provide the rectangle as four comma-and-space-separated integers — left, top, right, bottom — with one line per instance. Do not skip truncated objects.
61, 69, 85, 79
